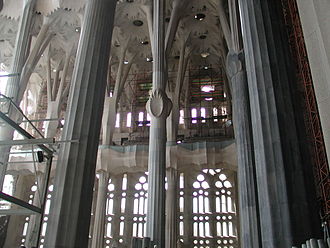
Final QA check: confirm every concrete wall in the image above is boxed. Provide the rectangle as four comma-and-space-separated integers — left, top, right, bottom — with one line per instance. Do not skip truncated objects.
297, 0, 330, 164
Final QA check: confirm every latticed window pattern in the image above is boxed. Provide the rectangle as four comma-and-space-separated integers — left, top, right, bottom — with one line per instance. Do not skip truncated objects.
18, 169, 237, 248
104, 172, 149, 247
181, 169, 238, 248
20, 183, 54, 248
103, 169, 237, 248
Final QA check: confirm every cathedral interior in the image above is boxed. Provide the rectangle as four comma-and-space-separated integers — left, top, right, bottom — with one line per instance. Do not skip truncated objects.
0, 0, 330, 247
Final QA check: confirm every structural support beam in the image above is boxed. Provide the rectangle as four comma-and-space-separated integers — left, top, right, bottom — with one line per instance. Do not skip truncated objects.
0, 192, 41, 214
44, 0, 117, 247
146, 0, 172, 247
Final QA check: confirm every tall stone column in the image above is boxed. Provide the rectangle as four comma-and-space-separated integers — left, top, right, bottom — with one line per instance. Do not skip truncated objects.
238, 1, 293, 246
124, 173, 135, 247
226, 51, 261, 247
4, 0, 36, 103
165, 168, 178, 248
91, 171, 109, 248
145, 0, 172, 247
239, 0, 322, 246
182, 171, 193, 246
44, 0, 117, 247
0, 0, 36, 189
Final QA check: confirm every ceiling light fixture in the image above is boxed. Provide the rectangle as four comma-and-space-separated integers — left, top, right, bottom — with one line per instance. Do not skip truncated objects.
124, 61, 129, 64
146, 57, 153, 62
133, 20, 143, 27
194, 13, 206, 21
205, 97, 213, 101
201, 52, 210, 58
141, 40, 149, 45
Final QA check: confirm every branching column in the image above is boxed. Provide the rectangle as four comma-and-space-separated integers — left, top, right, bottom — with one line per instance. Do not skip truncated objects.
145, 0, 172, 247
44, 0, 116, 247
91, 171, 109, 248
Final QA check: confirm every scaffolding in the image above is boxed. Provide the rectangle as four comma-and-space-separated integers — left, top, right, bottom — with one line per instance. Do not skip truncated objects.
0, 94, 54, 247
281, 0, 330, 223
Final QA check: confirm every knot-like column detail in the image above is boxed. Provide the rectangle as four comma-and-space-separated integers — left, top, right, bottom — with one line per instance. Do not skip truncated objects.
226, 50, 244, 79
146, 89, 172, 118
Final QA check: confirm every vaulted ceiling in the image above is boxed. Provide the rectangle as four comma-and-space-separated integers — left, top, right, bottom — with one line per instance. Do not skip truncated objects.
0, 0, 230, 112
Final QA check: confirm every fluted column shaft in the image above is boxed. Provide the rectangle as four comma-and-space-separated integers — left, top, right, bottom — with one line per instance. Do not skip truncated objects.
165, 168, 178, 248
145, 1, 171, 247
91, 171, 110, 248
182, 172, 193, 246
44, 0, 116, 247
238, 0, 293, 246
226, 51, 261, 247
0, 0, 36, 189
5, 0, 35, 103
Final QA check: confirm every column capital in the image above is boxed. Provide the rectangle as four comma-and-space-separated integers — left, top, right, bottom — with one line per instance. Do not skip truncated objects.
146, 89, 172, 118
226, 49, 244, 79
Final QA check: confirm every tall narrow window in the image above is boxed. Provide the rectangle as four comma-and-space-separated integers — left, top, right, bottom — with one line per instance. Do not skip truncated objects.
179, 110, 184, 124
191, 108, 197, 124
221, 106, 227, 115
213, 107, 218, 122
138, 112, 144, 126
126, 112, 132, 127
201, 108, 206, 123
115, 113, 120, 128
